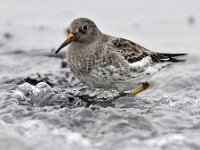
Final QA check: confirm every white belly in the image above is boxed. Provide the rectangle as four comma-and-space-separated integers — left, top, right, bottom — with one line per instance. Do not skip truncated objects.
78, 65, 153, 92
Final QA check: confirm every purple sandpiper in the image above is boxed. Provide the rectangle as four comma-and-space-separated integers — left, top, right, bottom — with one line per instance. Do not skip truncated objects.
55, 18, 187, 96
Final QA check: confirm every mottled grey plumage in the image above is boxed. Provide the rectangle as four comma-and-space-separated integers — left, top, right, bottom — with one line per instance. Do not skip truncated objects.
56, 17, 187, 95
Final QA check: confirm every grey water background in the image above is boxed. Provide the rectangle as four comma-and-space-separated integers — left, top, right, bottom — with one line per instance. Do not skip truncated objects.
0, 0, 200, 149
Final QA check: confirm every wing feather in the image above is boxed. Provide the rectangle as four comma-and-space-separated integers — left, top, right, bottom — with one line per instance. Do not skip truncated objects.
110, 38, 187, 63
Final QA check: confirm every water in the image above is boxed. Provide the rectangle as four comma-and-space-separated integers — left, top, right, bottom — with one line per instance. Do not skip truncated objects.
0, 0, 200, 149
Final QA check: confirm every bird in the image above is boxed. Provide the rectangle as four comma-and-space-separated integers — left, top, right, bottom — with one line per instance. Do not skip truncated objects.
55, 17, 187, 96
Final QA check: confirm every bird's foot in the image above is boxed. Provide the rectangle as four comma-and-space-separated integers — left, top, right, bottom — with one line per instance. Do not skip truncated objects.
131, 82, 149, 96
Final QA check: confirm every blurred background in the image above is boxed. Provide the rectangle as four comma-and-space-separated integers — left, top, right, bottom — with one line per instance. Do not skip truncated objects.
0, 0, 199, 53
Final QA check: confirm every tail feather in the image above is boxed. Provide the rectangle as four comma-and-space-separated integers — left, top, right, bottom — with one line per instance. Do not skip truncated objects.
167, 57, 186, 62
152, 53, 188, 63
158, 53, 187, 57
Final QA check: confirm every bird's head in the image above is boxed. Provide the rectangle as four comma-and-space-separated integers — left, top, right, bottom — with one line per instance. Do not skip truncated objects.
55, 18, 101, 54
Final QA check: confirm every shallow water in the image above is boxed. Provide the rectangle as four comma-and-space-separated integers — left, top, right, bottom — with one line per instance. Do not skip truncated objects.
1, 0, 200, 150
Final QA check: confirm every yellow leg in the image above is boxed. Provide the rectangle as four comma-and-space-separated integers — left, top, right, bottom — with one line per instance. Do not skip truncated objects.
131, 82, 149, 96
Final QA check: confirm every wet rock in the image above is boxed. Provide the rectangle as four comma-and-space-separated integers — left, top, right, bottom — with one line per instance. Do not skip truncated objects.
3, 32, 13, 39
61, 59, 68, 68
14, 82, 93, 108
23, 73, 53, 87
188, 16, 195, 25
38, 25, 46, 31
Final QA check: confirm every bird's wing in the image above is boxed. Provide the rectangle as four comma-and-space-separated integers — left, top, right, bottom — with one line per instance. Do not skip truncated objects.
110, 38, 186, 63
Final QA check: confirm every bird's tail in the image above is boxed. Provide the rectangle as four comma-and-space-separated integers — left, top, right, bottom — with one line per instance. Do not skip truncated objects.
156, 53, 188, 62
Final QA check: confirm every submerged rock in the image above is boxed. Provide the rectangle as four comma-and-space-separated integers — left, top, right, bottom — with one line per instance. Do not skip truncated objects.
14, 82, 95, 108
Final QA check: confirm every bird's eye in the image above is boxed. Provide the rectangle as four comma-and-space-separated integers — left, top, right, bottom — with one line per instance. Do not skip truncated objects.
82, 25, 89, 30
